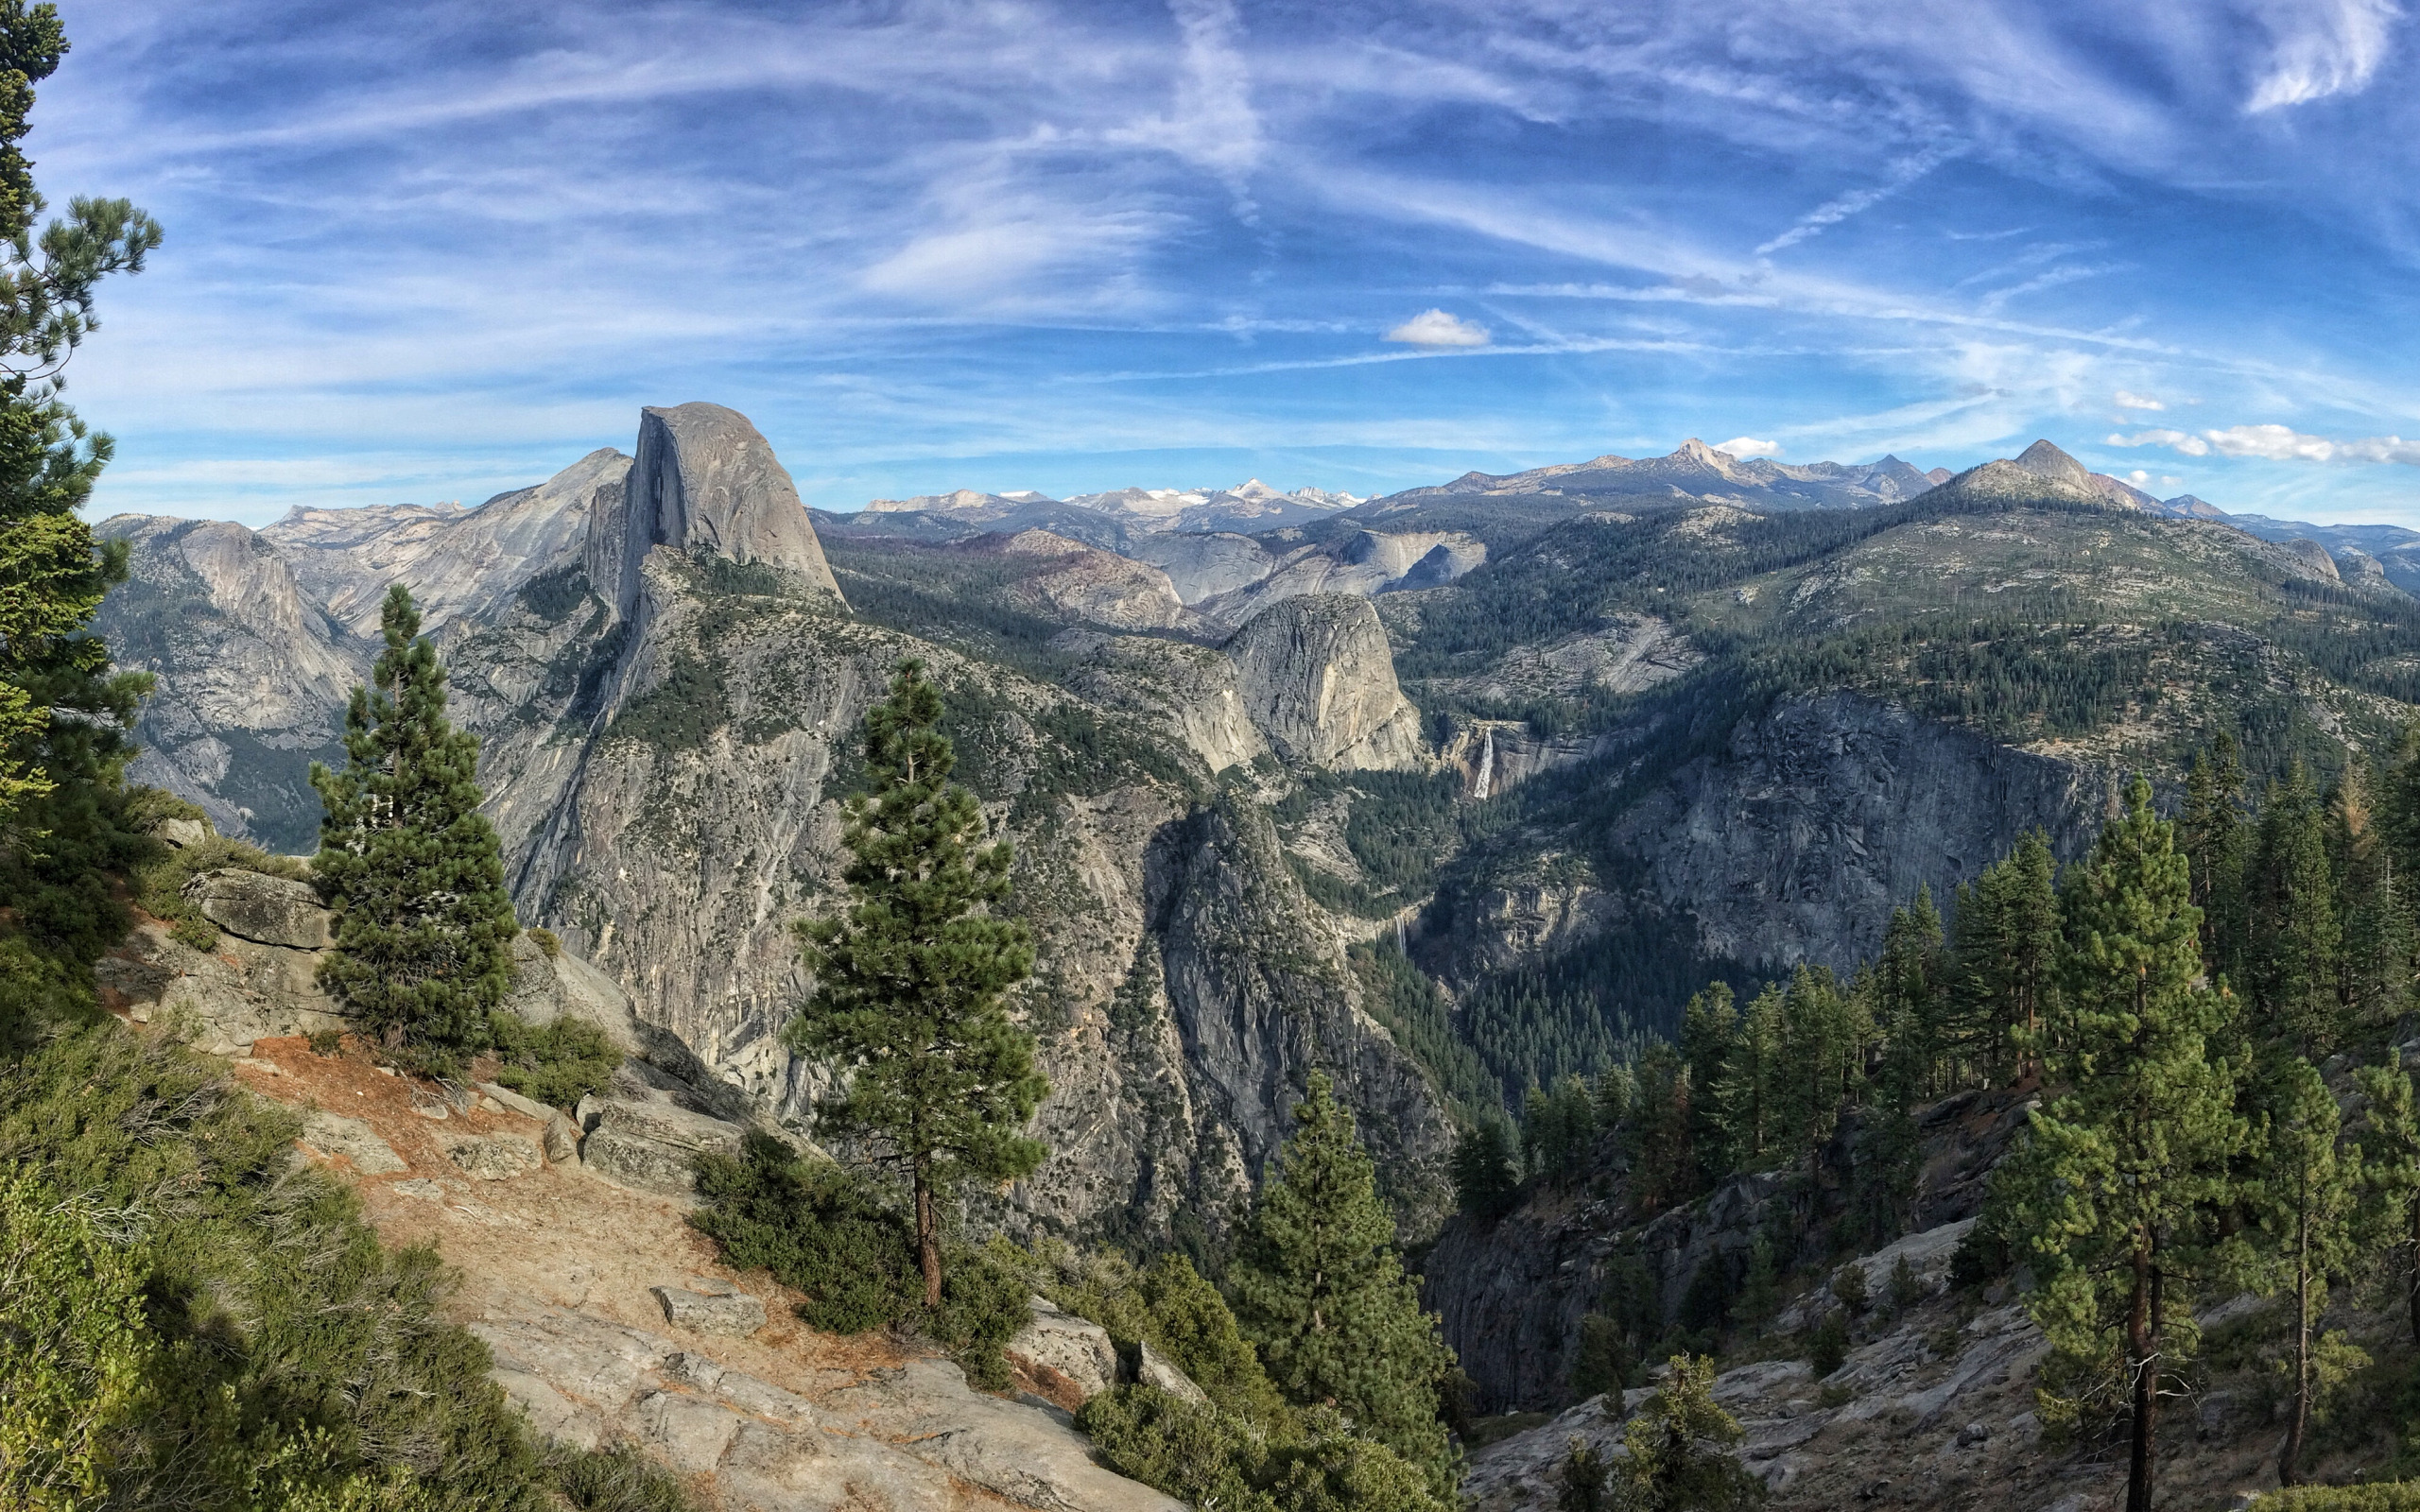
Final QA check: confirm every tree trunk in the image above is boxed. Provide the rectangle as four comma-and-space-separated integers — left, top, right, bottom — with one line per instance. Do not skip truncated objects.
915, 1170, 942, 1310
2408, 1194, 2419, 1349
2282, 1186, 2311, 1486
2127, 1231, 2158, 1512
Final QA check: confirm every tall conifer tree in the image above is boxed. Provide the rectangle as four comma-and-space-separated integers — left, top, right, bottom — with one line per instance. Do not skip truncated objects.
1230, 1071, 1459, 1498
2253, 760, 2342, 1057
2182, 734, 2249, 982
2355, 1057, 2420, 1348
2000, 779, 2245, 1512
2334, 764, 2412, 1031
0, 2, 160, 833
311, 585, 518, 1064
787, 659, 1046, 1308
2241, 1057, 2364, 1486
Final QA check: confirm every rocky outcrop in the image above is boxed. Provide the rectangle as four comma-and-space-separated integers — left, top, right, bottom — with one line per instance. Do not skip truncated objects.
1195, 528, 1486, 628
997, 530, 1189, 629
477, 1305, 1183, 1511
1149, 795, 1452, 1228
1608, 693, 2117, 971
100, 919, 349, 1054
185, 868, 332, 949
1223, 593, 1426, 772
1006, 1297, 1120, 1404
650, 1278, 768, 1336
601, 403, 841, 617
1064, 633, 1268, 773
575, 1075, 751, 1199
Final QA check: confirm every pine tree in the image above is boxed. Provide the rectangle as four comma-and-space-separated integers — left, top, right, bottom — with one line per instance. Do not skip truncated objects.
310, 585, 518, 1066
0, 2, 160, 832
2182, 735, 2249, 983
1610, 1354, 1764, 1511
1229, 1071, 1460, 1498
2334, 764, 2412, 1032
1710, 983, 1783, 1176
1997, 778, 2245, 1512
786, 659, 1046, 1309
1624, 1041, 1695, 1213
1679, 982, 1738, 1174
2252, 760, 2342, 1057
2355, 1056, 2420, 1348
1952, 831, 2061, 1078
1451, 1117, 1520, 1223
2240, 1057, 2365, 1486
1772, 966, 1862, 1207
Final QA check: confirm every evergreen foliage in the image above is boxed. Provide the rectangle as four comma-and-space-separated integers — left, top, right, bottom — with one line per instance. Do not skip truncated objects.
2357, 1056, 2420, 1349
310, 586, 518, 1068
1450, 1116, 1522, 1223
1610, 1354, 1766, 1511
687, 1130, 1030, 1384
1229, 1072, 1460, 1497
482, 1011, 622, 1113
2238, 1057, 2367, 1486
1996, 778, 2246, 1512
786, 659, 1046, 1307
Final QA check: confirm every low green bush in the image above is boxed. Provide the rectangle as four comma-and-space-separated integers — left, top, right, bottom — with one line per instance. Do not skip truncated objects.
688, 1132, 1028, 1385
540, 1440, 695, 1512
1019, 1239, 1288, 1423
2248, 1487, 2420, 1510
1077, 1387, 1451, 1512
0, 1018, 699, 1510
486, 1012, 622, 1111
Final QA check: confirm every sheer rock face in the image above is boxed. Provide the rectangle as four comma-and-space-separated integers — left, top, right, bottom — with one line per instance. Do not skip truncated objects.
996, 529, 1190, 629
1222, 593, 1426, 772
1147, 796, 1453, 1230
1608, 692, 2116, 971
605, 403, 840, 616
93, 516, 362, 848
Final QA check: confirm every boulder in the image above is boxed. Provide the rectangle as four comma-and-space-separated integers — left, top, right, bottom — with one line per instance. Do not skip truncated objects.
475, 1080, 557, 1122
1004, 1297, 1119, 1403
1135, 1339, 1208, 1405
650, 1278, 766, 1336
576, 1096, 746, 1197
156, 816, 212, 850
542, 1111, 580, 1165
301, 1111, 406, 1175
447, 1133, 544, 1181
183, 868, 332, 949
500, 934, 645, 1057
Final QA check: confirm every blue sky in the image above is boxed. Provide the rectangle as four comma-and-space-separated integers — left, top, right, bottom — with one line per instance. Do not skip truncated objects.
36, 0, 2420, 525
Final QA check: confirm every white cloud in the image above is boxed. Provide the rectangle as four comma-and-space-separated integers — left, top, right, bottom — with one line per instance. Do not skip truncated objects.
2109, 428, 2211, 455
2128, 469, 2152, 484
2246, 0, 2404, 112
1754, 143, 1961, 256
1383, 309, 1492, 347
1714, 436, 1782, 458
2114, 389, 2165, 410
2110, 422, 2420, 463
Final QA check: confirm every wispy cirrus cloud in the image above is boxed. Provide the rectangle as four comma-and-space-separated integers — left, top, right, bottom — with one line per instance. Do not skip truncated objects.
2111, 423, 2420, 463
23, 0, 2420, 525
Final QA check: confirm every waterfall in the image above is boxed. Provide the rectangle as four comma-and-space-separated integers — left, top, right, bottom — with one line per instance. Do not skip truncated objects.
1473, 727, 1495, 802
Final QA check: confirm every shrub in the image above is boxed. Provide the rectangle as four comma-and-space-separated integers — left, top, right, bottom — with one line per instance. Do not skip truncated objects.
486, 1013, 622, 1111
1830, 1263, 1869, 1315
1889, 1253, 1923, 1311
1077, 1384, 1270, 1511
927, 1239, 1028, 1391
0, 1020, 562, 1509
540, 1440, 696, 1512
1025, 1241, 1287, 1424
308, 1027, 343, 1057
691, 1132, 919, 1334
2247, 1488, 2420, 1510
526, 928, 561, 959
